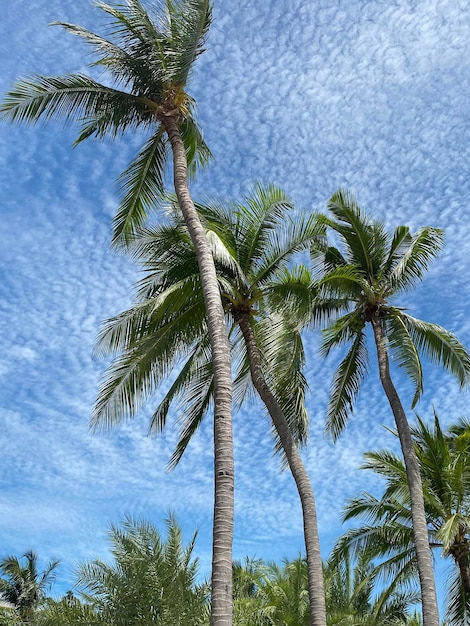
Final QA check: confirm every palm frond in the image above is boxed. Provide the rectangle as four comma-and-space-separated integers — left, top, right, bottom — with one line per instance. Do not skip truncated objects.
381, 225, 412, 279
386, 309, 423, 408
326, 189, 389, 278
0, 74, 144, 130
446, 564, 470, 626
325, 330, 368, 441
386, 227, 445, 294
166, 0, 212, 85
401, 313, 470, 387
113, 128, 168, 246
320, 309, 365, 356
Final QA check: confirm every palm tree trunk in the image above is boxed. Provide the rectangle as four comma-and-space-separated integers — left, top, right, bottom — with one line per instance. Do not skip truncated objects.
371, 314, 439, 626
162, 112, 234, 626
452, 543, 470, 600
237, 314, 327, 626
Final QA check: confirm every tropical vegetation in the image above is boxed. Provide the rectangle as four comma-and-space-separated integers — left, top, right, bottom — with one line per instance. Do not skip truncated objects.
333, 412, 470, 625
0, 1, 235, 623
92, 183, 327, 626
1, 0, 470, 624
314, 189, 470, 626
0, 550, 59, 623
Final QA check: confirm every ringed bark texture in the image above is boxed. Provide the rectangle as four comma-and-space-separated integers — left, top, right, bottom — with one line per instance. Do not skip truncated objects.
238, 315, 327, 626
371, 314, 439, 626
163, 113, 234, 626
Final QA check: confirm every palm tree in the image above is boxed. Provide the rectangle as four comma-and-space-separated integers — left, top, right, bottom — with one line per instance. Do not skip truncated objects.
93, 183, 327, 626
315, 189, 470, 626
333, 412, 470, 625
231, 551, 418, 626
1, 2, 234, 622
38, 515, 207, 626
323, 545, 419, 626
0, 550, 59, 622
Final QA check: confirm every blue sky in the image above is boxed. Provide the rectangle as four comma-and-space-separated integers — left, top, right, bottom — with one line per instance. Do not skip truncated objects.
1, 0, 469, 608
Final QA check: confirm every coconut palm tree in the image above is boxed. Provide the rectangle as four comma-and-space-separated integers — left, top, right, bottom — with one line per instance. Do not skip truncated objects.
93, 183, 327, 626
315, 189, 470, 626
1, 2, 234, 622
0, 551, 59, 622
333, 412, 470, 625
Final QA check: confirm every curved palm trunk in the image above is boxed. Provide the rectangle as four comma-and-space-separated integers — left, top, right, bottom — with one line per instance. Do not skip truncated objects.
237, 315, 327, 626
371, 315, 439, 626
162, 113, 234, 626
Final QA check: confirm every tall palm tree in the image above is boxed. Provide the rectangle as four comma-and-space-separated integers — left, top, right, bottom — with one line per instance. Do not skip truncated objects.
333, 412, 470, 625
1, 2, 234, 623
93, 183, 327, 626
0, 551, 59, 622
315, 189, 470, 626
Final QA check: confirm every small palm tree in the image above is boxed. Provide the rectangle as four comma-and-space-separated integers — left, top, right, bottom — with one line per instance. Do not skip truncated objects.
0, 551, 59, 622
334, 412, 470, 626
231, 551, 418, 626
1, 3, 234, 622
93, 183, 327, 626
39, 515, 207, 626
315, 189, 470, 626
323, 545, 420, 626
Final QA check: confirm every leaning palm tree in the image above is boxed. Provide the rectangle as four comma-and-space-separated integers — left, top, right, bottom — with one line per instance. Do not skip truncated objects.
1, 2, 234, 623
333, 412, 470, 625
315, 189, 470, 626
93, 183, 327, 626
0, 550, 59, 623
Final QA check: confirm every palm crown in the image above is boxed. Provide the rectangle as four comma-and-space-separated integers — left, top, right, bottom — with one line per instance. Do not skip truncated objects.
93, 183, 322, 466
317, 189, 470, 440
0, 0, 212, 244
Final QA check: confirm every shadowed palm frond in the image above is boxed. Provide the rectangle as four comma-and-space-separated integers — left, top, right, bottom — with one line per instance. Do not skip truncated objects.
386, 309, 423, 408
113, 128, 168, 245
446, 564, 470, 626
326, 189, 389, 278
325, 329, 368, 441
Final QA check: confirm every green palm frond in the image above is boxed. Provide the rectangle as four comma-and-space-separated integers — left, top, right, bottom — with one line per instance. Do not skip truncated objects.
319, 264, 372, 301
446, 564, 470, 626
381, 226, 412, 280
113, 128, 168, 245
92, 296, 207, 430
436, 513, 470, 554
147, 335, 210, 436
0, 74, 144, 131
180, 114, 212, 174
266, 264, 316, 326
166, 0, 212, 85
386, 227, 445, 295
401, 313, 470, 387
168, 359, 214, 468
326, 189, 389, 278
325, 329, 368, 440
386, 309, 423, 408
236, 183, 295, 272
321, 309, 365, 355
